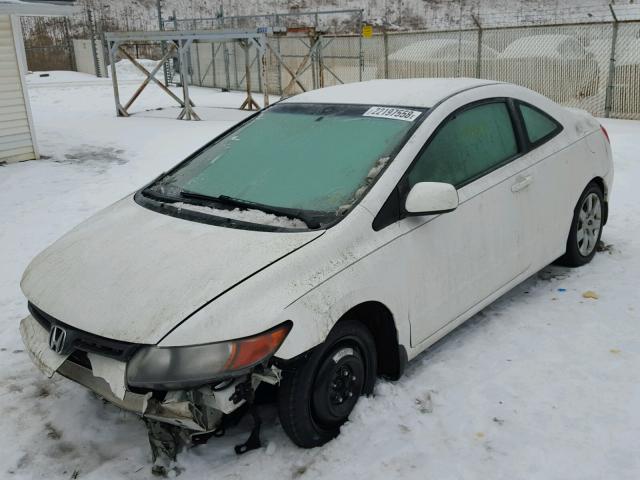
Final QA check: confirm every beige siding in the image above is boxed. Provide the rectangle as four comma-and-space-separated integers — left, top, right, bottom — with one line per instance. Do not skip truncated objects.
0, 15, 36, 163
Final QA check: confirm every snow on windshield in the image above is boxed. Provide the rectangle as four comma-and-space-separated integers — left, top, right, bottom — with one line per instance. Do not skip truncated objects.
172, 202, 307, 229
337, 156, 391, 215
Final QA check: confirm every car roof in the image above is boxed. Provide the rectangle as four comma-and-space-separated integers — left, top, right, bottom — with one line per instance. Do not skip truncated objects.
281, 78, 501, 109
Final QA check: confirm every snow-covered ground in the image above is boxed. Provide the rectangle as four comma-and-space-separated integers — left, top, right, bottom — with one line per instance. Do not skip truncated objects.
1, 73, 639, 479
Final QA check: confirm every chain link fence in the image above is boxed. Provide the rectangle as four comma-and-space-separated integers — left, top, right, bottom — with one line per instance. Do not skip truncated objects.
611, 23, 640, 119
182, 20, 640, 120
25, 7, 640, 120
480, 23, 613, 116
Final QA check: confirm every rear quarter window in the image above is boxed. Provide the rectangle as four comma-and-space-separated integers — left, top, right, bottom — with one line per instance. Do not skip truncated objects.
519, 103, 562, 145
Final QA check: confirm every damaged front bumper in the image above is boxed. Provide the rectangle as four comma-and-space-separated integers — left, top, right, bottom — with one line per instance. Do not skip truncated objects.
57, 360, 216, 431
19, 315, 277, 433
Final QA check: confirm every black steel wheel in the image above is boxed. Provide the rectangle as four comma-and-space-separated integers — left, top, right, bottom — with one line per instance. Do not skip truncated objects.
277, 320, 377, 448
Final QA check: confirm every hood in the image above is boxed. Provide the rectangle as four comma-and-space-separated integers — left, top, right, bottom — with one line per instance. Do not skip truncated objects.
21, 196, 323, 344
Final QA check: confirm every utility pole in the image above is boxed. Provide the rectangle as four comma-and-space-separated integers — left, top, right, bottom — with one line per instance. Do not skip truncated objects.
87, 8, 100, 76
472, 13, 482, 79
157, 0, 170, 85
457, 0, 463, 77
604, 3, 619, 118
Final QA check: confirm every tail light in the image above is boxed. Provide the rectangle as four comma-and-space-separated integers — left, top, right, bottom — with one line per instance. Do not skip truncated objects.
600, 124, 610, 144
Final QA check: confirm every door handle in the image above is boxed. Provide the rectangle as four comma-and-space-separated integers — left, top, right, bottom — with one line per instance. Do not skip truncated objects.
511, 175, 533, 193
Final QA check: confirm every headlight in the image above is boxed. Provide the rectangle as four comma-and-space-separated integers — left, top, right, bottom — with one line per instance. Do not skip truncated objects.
126, 322, 291, 390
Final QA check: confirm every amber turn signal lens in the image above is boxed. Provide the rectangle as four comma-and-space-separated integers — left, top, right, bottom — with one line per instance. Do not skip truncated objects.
224, 323, 291, 371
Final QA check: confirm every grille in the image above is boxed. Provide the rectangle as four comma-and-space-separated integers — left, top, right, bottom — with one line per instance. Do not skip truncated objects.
28, 302, 140, 361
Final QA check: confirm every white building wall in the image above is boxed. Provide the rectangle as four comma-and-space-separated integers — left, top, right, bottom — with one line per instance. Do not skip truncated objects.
73, 38, 105, 77
0, 14, 37, 163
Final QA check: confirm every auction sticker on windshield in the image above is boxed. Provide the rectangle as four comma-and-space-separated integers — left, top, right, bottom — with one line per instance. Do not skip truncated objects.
363, 106, 422, 122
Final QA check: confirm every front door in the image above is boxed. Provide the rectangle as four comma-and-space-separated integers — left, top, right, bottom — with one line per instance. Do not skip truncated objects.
400, 100, 534, 346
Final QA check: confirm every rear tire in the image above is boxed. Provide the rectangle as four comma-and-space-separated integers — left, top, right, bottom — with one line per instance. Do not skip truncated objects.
277, 320, 377, 448
557, 182, 604, 267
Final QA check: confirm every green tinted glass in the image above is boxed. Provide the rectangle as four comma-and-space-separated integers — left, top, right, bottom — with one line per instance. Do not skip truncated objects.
408, 102, 518, 188
154, 104, 421, 213
519, 103, 559, 144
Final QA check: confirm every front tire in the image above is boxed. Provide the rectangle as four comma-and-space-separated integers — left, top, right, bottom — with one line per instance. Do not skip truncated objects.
277, 320, 377, 448
557, 182, 604, 267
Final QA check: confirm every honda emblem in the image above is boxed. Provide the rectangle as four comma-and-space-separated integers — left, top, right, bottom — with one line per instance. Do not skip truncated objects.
48, 325, 68, 355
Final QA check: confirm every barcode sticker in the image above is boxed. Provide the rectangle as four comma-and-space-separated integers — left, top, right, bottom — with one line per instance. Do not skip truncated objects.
363, 106, 422, 122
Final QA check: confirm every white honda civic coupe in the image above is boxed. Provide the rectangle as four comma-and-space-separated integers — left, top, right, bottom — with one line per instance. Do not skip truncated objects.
20, 78, 612, 458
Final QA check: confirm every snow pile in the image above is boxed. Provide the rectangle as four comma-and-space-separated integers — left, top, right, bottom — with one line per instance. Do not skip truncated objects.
0, 73, 638, 478
112, 58, 164, 80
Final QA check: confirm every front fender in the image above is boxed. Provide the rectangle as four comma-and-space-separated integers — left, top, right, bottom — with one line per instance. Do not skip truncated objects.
159, 206, 410, 360
277, 241, 410, 359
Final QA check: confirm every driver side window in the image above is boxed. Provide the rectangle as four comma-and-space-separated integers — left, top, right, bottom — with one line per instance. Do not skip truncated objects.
407, 101, 519, 189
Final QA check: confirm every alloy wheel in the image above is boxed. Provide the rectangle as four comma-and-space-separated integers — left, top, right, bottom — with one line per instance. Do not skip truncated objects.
577, 192, 602, 256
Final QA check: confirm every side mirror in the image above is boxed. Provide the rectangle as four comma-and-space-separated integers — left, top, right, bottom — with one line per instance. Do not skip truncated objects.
404, 182, 459, 216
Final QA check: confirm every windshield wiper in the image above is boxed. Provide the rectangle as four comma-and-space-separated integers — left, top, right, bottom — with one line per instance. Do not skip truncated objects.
180, 190, 322, 229
141, 188, 181, 204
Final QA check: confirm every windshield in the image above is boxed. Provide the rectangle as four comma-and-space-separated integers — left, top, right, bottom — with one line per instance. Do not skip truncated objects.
144, 103, 425, 228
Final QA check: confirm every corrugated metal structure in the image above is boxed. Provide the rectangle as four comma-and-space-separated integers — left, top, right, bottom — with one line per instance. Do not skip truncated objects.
0, 1, 76, 164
